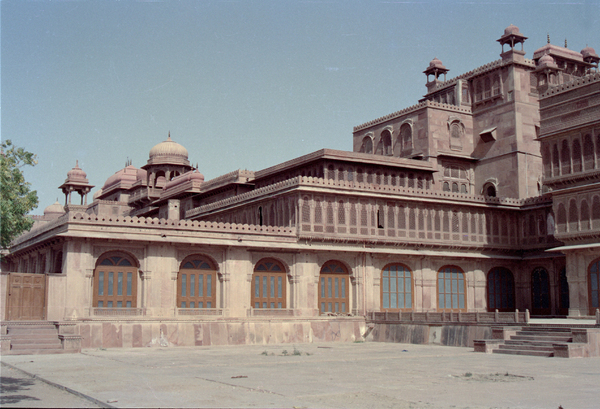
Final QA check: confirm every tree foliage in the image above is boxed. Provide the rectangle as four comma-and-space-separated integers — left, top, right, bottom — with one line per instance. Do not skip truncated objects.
1, 140, 39, 248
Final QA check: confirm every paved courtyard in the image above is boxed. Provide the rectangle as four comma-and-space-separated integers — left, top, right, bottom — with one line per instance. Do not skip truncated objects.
2, 342, 599, 408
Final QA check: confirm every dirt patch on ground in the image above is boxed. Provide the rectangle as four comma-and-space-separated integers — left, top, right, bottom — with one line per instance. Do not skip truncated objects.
454, 372, 534, 382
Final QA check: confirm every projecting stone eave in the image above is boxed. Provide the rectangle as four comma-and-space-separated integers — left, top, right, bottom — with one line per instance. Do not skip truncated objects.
253, 148, 435, 183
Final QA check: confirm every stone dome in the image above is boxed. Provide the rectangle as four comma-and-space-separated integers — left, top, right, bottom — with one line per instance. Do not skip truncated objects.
428, 57, 446, 69
581, 46, 597, 58
149, 134, 188, 161
538, 54, 557, 68
66, 160, 87, 182
44, 200, 65, 217
503, 24, 521, 36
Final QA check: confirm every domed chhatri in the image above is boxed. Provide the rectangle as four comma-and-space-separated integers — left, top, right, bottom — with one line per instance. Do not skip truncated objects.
538, 54, 557, 68
503, 24, 521, 36
423, 57, 449, 84
497, 24, 527, 54
66, 160, 88, 182
428, 57, 446, 69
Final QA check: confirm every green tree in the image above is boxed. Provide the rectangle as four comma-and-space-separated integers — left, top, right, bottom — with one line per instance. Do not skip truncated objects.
1, 140, 39, 248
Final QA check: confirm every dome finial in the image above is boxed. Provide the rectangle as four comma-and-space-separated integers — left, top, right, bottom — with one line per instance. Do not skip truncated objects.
168, 131, 171, 141
565, 38, 567, 48
76, 159, 79, 168
547, 33, 550, 44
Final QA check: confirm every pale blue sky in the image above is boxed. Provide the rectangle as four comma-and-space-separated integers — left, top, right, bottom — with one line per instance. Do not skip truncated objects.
2, 0, 599, 211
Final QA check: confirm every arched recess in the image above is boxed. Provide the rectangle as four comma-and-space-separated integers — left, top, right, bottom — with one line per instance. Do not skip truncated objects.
437, 265, 466, 312
531, 267, 551, 315
482, 180, 497, 197
589, 258, 600, 315
487, 267, 515, 312
252, 258, 287, 309
319, 260, 350, 314
93, 252, 139, 308
381, 263, 413, 311
399, 123, 413, 155
558, 267, 569, 316
380, 129, 393, 156
177, 255, 217, 308
360, 135, 373, 154
561, 139, 571, 175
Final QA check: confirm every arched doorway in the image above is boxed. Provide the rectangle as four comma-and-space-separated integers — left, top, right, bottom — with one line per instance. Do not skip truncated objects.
531, 267, 551, 315
437, 266, 466, 312
487, 267, 515, 312
319, 261, 349, 314
589, 259, 600, 315
558, 267, 569, 316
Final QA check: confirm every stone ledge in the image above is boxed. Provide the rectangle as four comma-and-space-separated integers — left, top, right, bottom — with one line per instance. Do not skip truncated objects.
474, 339, 503, 353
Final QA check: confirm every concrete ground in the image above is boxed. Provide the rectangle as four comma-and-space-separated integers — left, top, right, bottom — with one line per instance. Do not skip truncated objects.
1, 342, 599, 409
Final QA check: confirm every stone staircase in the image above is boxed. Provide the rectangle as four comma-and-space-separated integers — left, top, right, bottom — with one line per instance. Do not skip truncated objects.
474, 324, 600, 358
1, 321, 82, 355
494, 327, 573, 357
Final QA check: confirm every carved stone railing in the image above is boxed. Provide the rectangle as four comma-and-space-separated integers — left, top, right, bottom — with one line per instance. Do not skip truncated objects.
177, 308, 223, 316
247, 308, 296, 317
90, 308, 145, 317
369, 309, 529, 324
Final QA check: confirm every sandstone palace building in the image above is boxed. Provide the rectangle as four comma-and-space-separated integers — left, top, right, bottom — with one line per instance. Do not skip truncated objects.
2, 26, 600, 351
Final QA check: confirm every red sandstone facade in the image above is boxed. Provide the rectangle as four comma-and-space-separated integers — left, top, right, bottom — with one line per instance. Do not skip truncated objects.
2, 26, 599, 350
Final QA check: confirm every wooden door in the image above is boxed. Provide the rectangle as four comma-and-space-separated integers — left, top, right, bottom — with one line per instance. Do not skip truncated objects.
7, 273, 46, 320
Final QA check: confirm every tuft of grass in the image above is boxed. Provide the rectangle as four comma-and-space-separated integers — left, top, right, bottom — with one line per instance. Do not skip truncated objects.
464, 372, 473, 377
292, 347, 302, 356
282, 349, 289, 356
260, 351, 269, 356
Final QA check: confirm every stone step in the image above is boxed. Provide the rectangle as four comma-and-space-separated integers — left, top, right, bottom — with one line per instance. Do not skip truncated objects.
8, 334, 61, 342
498, 344, 555, 352
493, 348, 554, 357
5, 348, 71, 355
505, 339, 565, 347
11, 342, 63, 350
516, 330, 573, 337
511, 335, 572, 342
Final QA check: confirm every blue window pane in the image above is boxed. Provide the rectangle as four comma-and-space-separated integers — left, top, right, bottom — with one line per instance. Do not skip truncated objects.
207, 302, 211, 308
328, 278, 332, 298
406, 292, 412, 308
321, 302, 325, 312
459, 294, 465, 309
452, 279, 458, 293
321, 277, 325, 298
341, 279, 345, 298
190, 302, 195, 308
199, 275, 204, 297
383, 293, 389, 308
207, 274, 212, 297
335, 302, 339, 312
255, 302, 259, 308
405, 278, 411, 295
341, 302, 346, 312
117, 272, 123, 296
107, 301, 113, 308
398, 276, 403, 292
190, 275, 195, 297
445, 295, 451, 309
181, 274, 187, 297
127, 272, 132, 296
335, 278, 339, 298
98, 272, 104, 296
270, 276, 275, 298
328, 302, 332, 312
181, 302, 186, 308
398, 293, 404, 308
452, 294, 458, 308
98, 301, 103, 307
439, 277, 444, 292
390, 276, 396, 294
127, 301, 131, 308
263, 276, 267, 299
278, 276, 282, 298
439, 293, 444, 308
271, 302, 275, 308
262, 302, 267, 308
390, 292, 397, 308
278, 302, 282, 309
108, 272, 114, 296
199, 302, 203, 308
117, 301, 122, 308
383, 277, 389, 293
255, 276, 260, 297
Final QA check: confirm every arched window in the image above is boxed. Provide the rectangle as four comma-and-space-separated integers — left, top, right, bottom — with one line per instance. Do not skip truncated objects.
360, 136, 373, 154
531, 267, 551, 315
437, 266, 466, 312
557, 203, 567, 233
381, 130, 392, 155
589, 259, 600, 315
319, 261, 349, 314
400, 124, 412, 153
593, 196, 600, 230
583, 134, 594, 171
552, 144, 560, 177
568, 199, 578, 232
572, 139, 582, 173
93, 254, 138, 308
381, 264, 412, 311
543, 144, 552, 178
178, 257, 217, 308
449, 121, 463, 150
252, 259, 286, 309
561, 140, 571, 175
484, 183, 496, 197
487, 268, 515, 312
580, 200, 590, 230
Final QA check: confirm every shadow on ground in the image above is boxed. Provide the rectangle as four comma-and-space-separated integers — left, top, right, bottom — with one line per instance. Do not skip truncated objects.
0, 375, 41, 405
